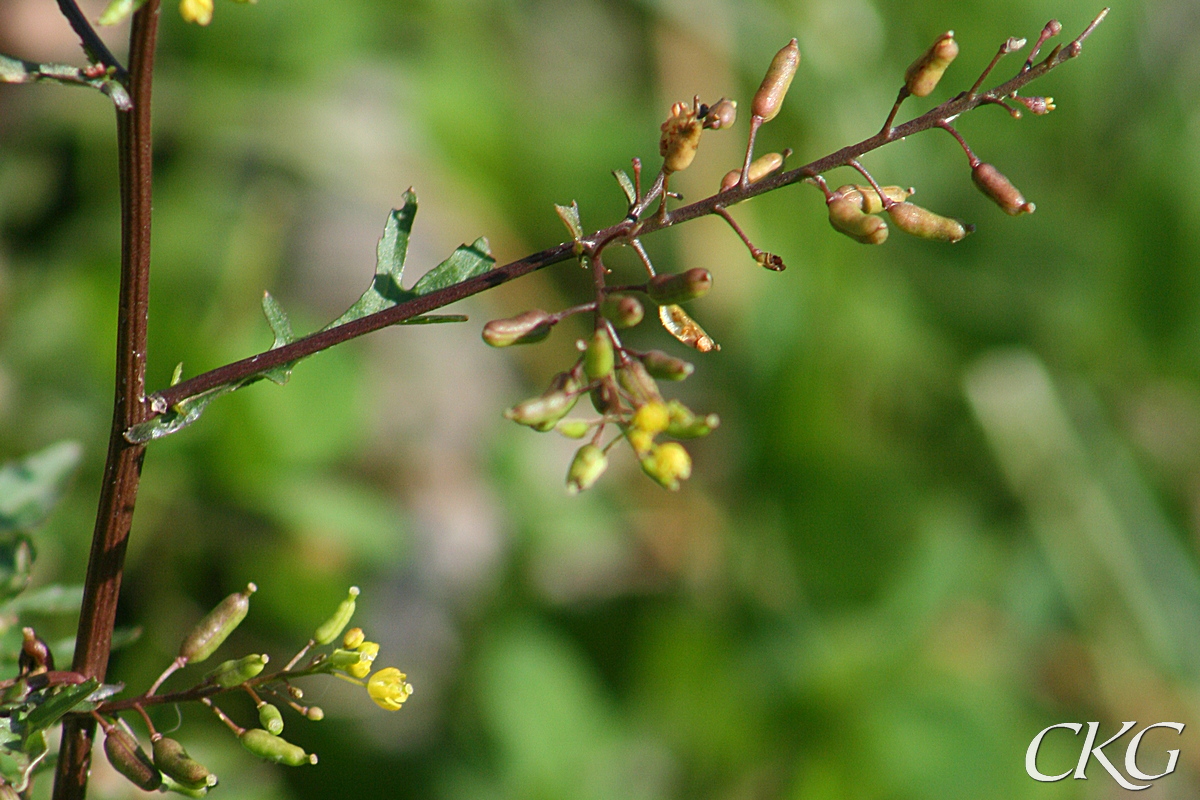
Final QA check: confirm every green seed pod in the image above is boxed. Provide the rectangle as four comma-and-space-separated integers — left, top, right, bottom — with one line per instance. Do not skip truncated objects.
904, 31, 958, 97
720, 152, 786, 191
702, 97, 737, 130
505, 390, 578, 430
665, 400, 721, 439
160, 778, 212, 798
153, 736, 217, 790
313, 586, 360, 645
205, 653, 268, 688
179, 583, 256, 664
972, 162, 1035, 215
584, 330, 615, 381
329, 648, 368, 668
554, 419, 593, 439
617, 359, 663, 404
482, 310, 555, 347
639, 350, 694, 381
835, 184, 913, 214
257, 702, 285, 734
646, 269, 713, 305
600, 294, 645, 329
659, 102, 704, 173
239, 729, 316, 767
886, 201, 972, 242
567, 444, 608, 494
752, 39, 800, 121
828, 197, 889, 245
105, 728, 162, 791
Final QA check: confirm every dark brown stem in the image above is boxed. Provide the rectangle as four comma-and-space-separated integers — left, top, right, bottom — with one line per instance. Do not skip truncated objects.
54, 0, 128, 82
53, 3, 160, 800
938, 122, 981, 167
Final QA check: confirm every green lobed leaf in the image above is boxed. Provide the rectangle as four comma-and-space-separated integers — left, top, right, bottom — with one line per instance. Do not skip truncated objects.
3, 584, 82, 616
613, 170, 637, 206
21, 679, 99, 735
261, 292, 298, 385
124, 383, 240, 444
0, 441, 82, 535
554, 202, 583, 242
410, 237, 494, 295
326, 192, 419, 329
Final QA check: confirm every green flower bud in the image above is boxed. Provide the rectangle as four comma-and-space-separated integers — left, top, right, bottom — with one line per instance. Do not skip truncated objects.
971, 162, 1035, 215
665, 400, 720, 439
205, 653, 268, 688
904, 31, 958, 97
640, 443, 693, 491
835, 184, 913, 214
702, 97, 737, 130
639, 350, 694, 381
886, 201, 972, 242
720, 152, 786, 191
554, 419, 593, 439
646, 269, 713, 305
752, 39, 800, 121
313, 586, 359, 645
584, 329, 615, 381
828, 197, 889, 245
258, 702, 285, 735
482, 309, 555, 347
617, 359, 663, 404
600, 294, 645, 329
105, 728, 162, 791
179, 583, 256, 664
239, 729, 316, 767
567, 445, 608, 494
153, 736, 217, 790
659, 102, 704, 173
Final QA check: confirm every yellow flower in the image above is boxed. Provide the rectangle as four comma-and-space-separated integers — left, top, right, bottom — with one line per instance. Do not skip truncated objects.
179, 0, 213, 25
367, 667, 413, 711
346, 641, 379, 679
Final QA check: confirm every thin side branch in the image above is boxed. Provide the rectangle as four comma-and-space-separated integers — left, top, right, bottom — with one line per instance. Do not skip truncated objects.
53, 0, 128, 83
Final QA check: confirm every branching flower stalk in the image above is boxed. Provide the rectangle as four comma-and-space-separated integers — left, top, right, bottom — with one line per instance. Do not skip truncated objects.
0, 3, 1107, 798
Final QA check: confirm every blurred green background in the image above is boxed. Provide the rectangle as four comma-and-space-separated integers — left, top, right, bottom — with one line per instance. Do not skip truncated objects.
2, 0, 1199, 798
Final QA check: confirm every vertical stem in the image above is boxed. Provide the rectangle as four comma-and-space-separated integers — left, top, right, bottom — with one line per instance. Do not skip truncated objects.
52, 2, 160, 799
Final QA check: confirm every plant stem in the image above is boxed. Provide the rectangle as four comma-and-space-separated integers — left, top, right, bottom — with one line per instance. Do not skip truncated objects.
52, 3, 160, 800
54, 0, 128, 82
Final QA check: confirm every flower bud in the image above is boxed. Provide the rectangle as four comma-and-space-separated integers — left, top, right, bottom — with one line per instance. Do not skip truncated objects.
567, 444, 608, 494
834, 184, 912, 214
659, 102, 703, 173
554, 419, 592, 439
646, 269, 713, 305
153, 736, 217, 790
752, 39, 800, 121
665, 400, 720, 439
720, 152, 786, 191
640, 443, 693, 490
482, 309, 555, 347
886, 202, 972, 242
971, 162, 1035, 215
239, 729, 316, 767
313, 586, 359, 645
1013, 95, 1055, 115
105, 728, 162, 791
205, 653, 268, 688
600, 294, 644, 329
617, 360, 663, 404
632, 402, 670, 434
584, 330, 615, 381
342, 627, 365, 649
827, 197, 889, 245
627, 427, 655, 457
306, 706, 325, 721
258, 702, 285, 735
179, 583, 256, 664
179, 0, 213, 26
904, 31, 958, 97
639, 350, 694, 381
702, 98, 738, 130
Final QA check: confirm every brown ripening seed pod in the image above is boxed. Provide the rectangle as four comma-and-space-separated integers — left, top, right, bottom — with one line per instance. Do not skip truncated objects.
835, 184, 913, 214
972, 163, 1035, 215
105, 729, 162, 792
659, 102, 703, 173
904, 32, 958, 97
752, 39, 800, 121
702, 98, 737, 130
827, 198, 889, 245
646, 268, 713, 305
482, 310, 554, 346
886, 202, 972, 242
721, 152, 786, 191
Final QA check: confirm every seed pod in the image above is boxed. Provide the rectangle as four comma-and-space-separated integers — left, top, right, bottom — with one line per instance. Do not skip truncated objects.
105, 728, 162, 791
239, 729, 316, 767
659, 102, 703, 173
886, 201, 972, 242
702, 97, 737, 130
482, 310, 555, 347
153, 736, 217, 790
329, 648, 368, 669
646, 269, 713, 305
827, 197, 889, 245
640, 442, 693, 491
834, 184, 913, 214
313, 586, 359, 645
904, 31, 958, 97
567, 444, 608, 494
971, 162, 1035, 215
584, 330, 615, 381
720, 152, 786, 191
617, 359, 663, 404
752, 39, 800, 121
639, 350, 694, 381
179, 583, 256, 664
253, 701, 285, 735
505, 389, 578, 430
205, 653, 268, 688
600, 294, 644, 329
554, 419, 592, 439
665, 400, 720, 439
659, 305, 719, 353
590, 381, 621, 415
305, 706, 325, 721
